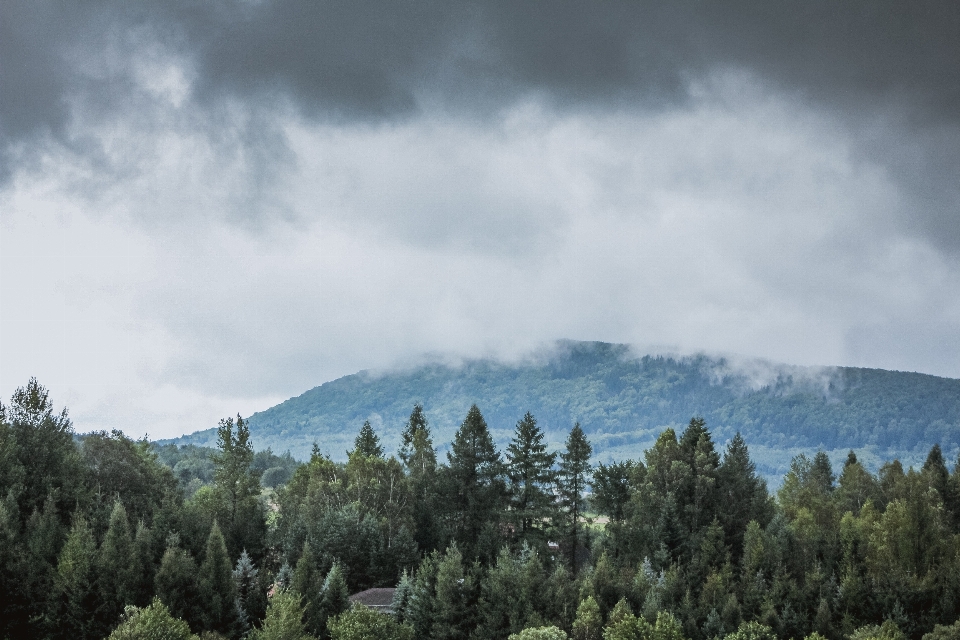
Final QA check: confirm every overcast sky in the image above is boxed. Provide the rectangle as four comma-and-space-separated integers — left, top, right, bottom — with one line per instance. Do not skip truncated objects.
2, 1, 959, 440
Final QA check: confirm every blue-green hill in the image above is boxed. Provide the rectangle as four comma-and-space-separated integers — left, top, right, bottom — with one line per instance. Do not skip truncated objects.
162, 341, 960, 480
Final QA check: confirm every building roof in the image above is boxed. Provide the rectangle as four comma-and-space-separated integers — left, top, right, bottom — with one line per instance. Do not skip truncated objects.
349, 587, 396, 610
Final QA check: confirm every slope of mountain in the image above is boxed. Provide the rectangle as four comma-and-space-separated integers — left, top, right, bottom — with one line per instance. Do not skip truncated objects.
162, 341, 960, 480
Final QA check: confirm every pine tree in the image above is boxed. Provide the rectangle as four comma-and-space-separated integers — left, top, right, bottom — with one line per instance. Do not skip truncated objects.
200, 521, 238, 635
98, 500, 134, 623
399, 404, 440, 553
350, 421, 384, 459
128, 521, 154, 607
433, 544, 473, 640
52, 513, 101, 640
445, 405, 505, 559
155, 543, 203, 631
506, 412, 557, 546
248, 589, 313, 640
292, 541, 325, 636
717, 433, 771, 558
213, 414, 265, 559
233, 549, 261, 635
405, 551, 440, 639
557, 423, 591, 573
319, 561, 350, 637
571, 596, 602, 640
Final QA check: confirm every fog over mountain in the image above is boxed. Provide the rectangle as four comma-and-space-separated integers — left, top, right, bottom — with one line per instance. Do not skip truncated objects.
2, 2, 959, 439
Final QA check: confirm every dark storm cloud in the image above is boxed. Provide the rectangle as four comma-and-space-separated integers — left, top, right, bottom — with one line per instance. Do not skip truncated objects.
2, 1, 959, 242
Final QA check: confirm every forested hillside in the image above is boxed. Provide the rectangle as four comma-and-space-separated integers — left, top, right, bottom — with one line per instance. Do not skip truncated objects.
4, 378, 960, 640
165, 341, 960, 479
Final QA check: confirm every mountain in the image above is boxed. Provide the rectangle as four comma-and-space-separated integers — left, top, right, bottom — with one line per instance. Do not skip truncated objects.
161, 341, 960, 480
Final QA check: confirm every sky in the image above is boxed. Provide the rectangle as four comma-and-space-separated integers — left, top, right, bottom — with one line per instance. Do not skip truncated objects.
2, 1, 959, 440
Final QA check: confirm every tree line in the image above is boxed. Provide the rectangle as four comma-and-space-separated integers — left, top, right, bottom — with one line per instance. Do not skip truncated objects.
1, 378, 960, 640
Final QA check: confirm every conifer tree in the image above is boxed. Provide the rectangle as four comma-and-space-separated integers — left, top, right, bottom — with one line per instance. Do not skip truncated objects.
319, 561, 350, 637
52, 513, 101, 640
506, 412, 557, 546
249, 589, 313, 640
234, 549, 262, 635
405, 551, 440, 639
292, 541, 324, 636
213, 415, 265, 559
557, 423, 591, 573
350, 421, 384, 459
445, 405, 505, 559
128, 521, 154, 607
399, 404, 440, 552
98, 500, 134, 622
571, 596, 602, 640
200, 521, 238, 635
433, 544, 474, 640
155, 542, 203, 631
717, 433, 771, 557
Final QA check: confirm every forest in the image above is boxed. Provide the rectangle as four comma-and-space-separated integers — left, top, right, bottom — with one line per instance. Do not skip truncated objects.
2, 378, 960, 640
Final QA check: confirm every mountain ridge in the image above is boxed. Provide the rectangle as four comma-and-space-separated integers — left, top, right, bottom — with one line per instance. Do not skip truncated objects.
160, 341, 960, 480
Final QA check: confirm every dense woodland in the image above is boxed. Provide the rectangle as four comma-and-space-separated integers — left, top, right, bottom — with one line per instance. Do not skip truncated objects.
2, 378, 960, 640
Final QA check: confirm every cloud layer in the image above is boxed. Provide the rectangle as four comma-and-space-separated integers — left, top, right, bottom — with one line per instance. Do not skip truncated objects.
1, 2, 958, 439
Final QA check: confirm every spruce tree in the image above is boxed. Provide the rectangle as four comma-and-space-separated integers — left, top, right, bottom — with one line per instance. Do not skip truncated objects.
200, 521, 238, 635
433, 544, 473, 640
405, 551, 440, 639
506, 412, 557, 546
155, 543, 203, 631
98, 500, 134, 622
128, 521, 154, 607
399, 404, 439, 553
292, 541, 325, 636
557, 423, 591, 573
52, 513, 101, 640
233, 549, 261, 635
319, 561, 350, 636
717, 433, 771, 558
248, 589, 313, 640
351, 421, 384, 459
445, 405, 505, 559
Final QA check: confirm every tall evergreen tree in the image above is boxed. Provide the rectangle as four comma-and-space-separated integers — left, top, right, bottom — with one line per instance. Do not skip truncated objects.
234, 549, 262, 635
717, 433, 771, 558
51, 514, 101, 640
292, 541, 325, 637
155, 542, 204, 631
213, 415, 266, 560
398, 404, 440, 552
506, 412, 557, 547
319, 561, 350, 637
433, 544, 475, 640
557, 423, 592, 573
98, 500, 135, 623
200, 521, 238, 635
351, 421, 384, 459
444, 405, 505, 559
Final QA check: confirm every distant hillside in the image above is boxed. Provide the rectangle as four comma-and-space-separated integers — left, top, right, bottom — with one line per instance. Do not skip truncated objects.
162, 341, 960, 480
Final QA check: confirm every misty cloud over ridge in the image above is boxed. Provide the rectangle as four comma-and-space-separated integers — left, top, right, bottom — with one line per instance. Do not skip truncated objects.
2, 2, 959, 439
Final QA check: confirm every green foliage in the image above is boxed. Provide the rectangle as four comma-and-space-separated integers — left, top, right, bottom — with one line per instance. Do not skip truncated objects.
107, 598, 199, 640
52, 513, 100, 640
164, 342, 960, 481
249, 589, 315, 640
444, 405, 505, 560
722, 621, 776, 640
558, 423, 592, 573
199, 521, 238, 634
923, 620, 960, 640
351, 421, 385, 459
328, 602, 414, 640
155, 544, 204, 631
572, 596, 602, 640
849, 621, 907, 640
506, 412, 557, 547
98, 500, 135, 622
